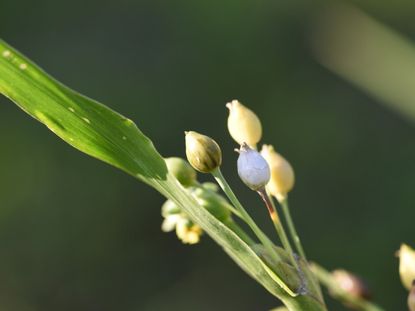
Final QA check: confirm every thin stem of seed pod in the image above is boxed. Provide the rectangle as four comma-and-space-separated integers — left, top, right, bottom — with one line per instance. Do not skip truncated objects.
257, 188, 299, 271
224, 204, 244, 219
280, 198, 307, 260
211, 168, 282, 263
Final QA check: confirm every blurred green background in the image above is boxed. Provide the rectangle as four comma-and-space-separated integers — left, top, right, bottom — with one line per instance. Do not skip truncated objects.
0, 0, 414, 310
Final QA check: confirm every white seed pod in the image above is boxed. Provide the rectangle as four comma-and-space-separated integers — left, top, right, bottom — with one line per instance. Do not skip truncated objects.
237, 143, 270, 191
260, 144, 295, 201
226, 100, 262, 148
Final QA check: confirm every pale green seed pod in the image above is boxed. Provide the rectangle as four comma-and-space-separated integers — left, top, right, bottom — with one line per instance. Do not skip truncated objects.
185, 131, 222, 173
189, 186, 232, 222
226, 100, 262, 148
165, 157, 197, 187
200, 182, 219, 192
398, 244, 415, 290
237, 143, 270, 191
260, 144, 295, 202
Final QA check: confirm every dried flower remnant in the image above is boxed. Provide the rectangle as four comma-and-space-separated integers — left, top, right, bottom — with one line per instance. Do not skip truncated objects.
161, 199, 202, 244
175, 219, 203, 245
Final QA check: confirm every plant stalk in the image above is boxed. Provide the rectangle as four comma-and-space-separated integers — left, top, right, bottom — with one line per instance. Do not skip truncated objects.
258, 188, 299, 271
223, 219, 255, 246
280, 198, 307, 260
212, 168, 282, 264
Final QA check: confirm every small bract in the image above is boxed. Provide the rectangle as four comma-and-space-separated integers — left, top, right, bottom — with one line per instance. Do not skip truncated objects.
237, 143, 270, 191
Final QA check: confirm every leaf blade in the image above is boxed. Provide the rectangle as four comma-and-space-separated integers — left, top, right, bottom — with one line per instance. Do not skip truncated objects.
0, 39, 168, 184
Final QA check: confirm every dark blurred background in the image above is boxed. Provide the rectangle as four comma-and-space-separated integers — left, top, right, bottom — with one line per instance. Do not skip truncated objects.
0, 0, 414, 310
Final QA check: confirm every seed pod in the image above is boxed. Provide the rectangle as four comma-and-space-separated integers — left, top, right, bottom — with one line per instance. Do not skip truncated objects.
332, 269, 372, 300
408, 281, 415, 311
165, 157, 197, 187
260, 144, 295, 201
200, 182, 219, 192
237, 143, 270, 191
398, 244, 415, 290
185, 131, 222, 173
226, 100, 262, 148
189, 186, 232, 222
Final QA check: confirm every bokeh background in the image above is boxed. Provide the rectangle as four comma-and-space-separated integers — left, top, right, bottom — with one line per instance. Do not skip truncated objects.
0, 0, 414, 310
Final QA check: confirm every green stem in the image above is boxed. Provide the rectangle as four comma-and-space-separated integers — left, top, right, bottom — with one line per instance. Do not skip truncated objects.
310, 263, 385, 311
223, 219, 255, 246
280, 198, 307, 260
258, 189, 299, 271
211, 168, 282, 263
224, 204, 243, 219
279, 197, 324, 301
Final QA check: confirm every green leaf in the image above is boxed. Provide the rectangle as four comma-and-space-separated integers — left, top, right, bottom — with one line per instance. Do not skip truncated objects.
0, 39, 326, 310
0, 40, 167, 185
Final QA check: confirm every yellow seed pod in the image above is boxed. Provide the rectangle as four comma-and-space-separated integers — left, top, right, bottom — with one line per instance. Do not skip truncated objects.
398, 244, 415, 290
260, 144, 295, 202
226, 100, 262, 148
